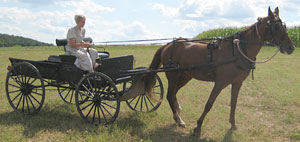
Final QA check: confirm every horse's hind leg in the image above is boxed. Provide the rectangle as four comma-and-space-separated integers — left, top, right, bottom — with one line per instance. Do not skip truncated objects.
174, 73, 191, 116
166, 72, 191, 127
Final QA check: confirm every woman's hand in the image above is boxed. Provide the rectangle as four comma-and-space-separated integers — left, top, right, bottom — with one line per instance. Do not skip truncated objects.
81, 41, 91, 47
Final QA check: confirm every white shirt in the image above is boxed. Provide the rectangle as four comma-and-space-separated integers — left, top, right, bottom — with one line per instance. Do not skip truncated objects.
65, 26, 86, 53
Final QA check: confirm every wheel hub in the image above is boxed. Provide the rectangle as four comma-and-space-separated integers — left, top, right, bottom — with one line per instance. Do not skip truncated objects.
93, 95, 101, 106
20, 84, 32, 96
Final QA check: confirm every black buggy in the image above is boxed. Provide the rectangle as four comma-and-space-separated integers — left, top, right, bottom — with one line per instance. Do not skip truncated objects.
5, 39, 164, 125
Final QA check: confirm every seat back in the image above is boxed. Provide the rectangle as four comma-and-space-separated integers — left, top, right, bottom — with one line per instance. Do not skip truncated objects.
55, 37, 93, 52
56, 39, 67, 51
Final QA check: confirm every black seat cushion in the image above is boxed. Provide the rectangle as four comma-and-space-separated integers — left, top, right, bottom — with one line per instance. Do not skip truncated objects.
56, 39, 67, 46
59, 55, 76, 63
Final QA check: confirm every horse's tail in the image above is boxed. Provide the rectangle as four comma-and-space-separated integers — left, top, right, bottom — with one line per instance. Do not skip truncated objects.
144, 45, 166, 102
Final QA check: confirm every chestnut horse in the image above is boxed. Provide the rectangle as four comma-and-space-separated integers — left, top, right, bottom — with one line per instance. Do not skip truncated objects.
144, 7, 295, 137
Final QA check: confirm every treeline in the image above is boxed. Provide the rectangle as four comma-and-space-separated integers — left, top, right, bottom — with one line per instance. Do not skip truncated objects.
0, 33, 53, 47
194, 26, 300, 47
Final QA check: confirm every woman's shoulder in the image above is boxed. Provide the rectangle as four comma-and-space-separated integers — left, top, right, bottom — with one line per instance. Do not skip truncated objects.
68, 26, 77, 31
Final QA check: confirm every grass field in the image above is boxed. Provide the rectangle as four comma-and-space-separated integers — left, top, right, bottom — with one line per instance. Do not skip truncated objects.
0, 45, 299, 142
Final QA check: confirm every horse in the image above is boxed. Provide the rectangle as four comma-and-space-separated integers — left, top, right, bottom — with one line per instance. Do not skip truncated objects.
144, 7, 295, 138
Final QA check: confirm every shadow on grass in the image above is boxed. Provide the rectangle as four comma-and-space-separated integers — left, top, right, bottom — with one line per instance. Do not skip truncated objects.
222, 129, 236, 142
0, 103, 237, 141
0, 104, 100, 138
147, 124, 217, 142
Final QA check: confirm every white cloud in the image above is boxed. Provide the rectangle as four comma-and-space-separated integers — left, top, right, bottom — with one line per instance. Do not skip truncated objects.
152, 0, 300, 37
85, 20, 162, 43
55, 0, 114, 15
0, 0, 116, 43
152, 4, 180, 18
0, 0, 299, 44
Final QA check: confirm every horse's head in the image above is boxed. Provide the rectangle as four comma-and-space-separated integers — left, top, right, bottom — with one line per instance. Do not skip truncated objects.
259, 7, 295, 54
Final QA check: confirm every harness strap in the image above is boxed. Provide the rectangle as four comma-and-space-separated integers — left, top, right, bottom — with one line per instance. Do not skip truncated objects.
233, 39, 280, 64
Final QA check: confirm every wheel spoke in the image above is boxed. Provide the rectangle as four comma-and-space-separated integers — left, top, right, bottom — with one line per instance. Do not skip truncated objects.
101, 102, 117, 109
80, 101, 94, 111
11, 92, 22, 102
22, 93, 25, 113
16, 94, 23, 110
99, 105, 107, 123
31, 91, 43, 96
97, 106, 101, 124
64, 89, 71, 100
101, 104, 113, 117
87, 78, 96, 95
133, 95, 141, 110
145, 96, 155, 108
140, 96, 143, 112
24, 76, 29, 84
10, 75, 21, 86
92, 104, 97, 123
14, 75, 23, 86
128, 96, 137, 104
144, 96, 149, 111
9, 90, 21, 94
81, 84, 94, 97
69, 90, 74, 103
26, 96, 30, 114
28, 78, 37, 86
85, 104, 95, 119
59, 87, 67, 94
20, 74, 24, 83
27, 95, 37, 111
29, 94, 41, 105
79, 91, 93, 99
8, 83, 20, 89
25, 76, 31, 84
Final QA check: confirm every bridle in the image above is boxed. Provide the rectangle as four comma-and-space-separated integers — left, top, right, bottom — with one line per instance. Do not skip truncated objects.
233, 18, 287, 64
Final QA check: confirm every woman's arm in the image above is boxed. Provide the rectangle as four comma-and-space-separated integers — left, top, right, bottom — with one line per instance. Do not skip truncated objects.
69, 38, 91, 48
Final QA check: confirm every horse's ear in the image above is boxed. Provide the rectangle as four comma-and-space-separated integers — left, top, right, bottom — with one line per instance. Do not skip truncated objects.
274, 7, 279, 16
268, 6, 275, 19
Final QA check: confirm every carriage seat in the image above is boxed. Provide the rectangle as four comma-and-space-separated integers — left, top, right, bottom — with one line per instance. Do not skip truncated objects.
56, 38, 93, 52
54, 38, 110, 64
56, 39, 67, 47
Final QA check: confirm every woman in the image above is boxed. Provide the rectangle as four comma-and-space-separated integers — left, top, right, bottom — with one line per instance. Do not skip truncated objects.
66, 14, 99, 72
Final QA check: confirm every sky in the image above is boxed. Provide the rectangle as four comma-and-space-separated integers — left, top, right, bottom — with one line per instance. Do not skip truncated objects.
0, 0, 300, 44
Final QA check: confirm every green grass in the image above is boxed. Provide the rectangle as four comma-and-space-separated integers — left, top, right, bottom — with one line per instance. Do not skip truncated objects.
0, 45, 300, 142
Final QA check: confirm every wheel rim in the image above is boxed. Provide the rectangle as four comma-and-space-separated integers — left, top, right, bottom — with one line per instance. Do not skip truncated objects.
58, 83, 76, 104
75, 73, 120, 125
125, 75, 164, 112
6, 62, 45, 115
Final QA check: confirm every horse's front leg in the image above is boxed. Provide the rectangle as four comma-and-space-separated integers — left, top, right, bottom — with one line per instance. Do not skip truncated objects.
230, 82, 243, 130
193, 82, 227, 138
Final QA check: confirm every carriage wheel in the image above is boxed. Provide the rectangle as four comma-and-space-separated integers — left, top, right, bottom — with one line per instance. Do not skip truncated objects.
125, 74, 164, 112
5, 62, 45, 115
57, 83, 76, 104
75, 72, 120, 125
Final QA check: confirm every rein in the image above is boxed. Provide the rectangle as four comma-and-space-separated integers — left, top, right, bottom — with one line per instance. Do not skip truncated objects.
233, 39, 280, 63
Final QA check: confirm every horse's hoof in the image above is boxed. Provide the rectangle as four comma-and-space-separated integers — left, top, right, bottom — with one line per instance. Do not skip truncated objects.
178, 122, 186, 128
193, 128, 201, 138
231, 125, 237, 130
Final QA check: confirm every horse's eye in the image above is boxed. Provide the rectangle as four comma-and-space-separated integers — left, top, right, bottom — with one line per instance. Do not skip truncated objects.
283, 23, 287, 30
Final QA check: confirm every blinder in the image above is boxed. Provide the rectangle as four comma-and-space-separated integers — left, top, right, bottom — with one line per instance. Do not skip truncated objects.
265, 19, 287, 45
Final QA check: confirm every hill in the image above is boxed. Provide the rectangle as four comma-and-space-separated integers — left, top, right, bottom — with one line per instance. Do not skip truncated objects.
194, 26, 300, 47
0, 33, 52, 47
